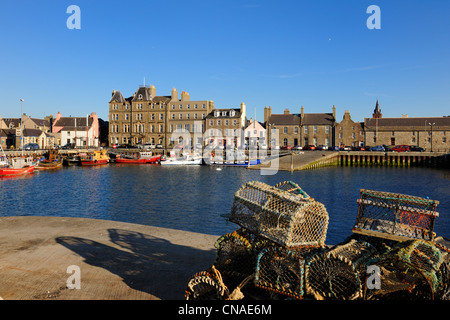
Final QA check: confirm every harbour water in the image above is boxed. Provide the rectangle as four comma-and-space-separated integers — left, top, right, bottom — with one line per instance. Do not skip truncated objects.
1, 164, 449, 245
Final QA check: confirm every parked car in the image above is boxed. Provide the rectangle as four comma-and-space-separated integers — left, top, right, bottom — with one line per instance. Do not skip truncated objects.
156, 144, 163, 149
316, 145, 327, 150
23, 143, 39, 150
392, 145, 410, 152
281, 146, 292, 150
410, 146, 425, 152
62, 143, 75, 149
292, 145, 302, 150
303, 145, 316, 150
370, 145, 385, 151
143, 143, 156, 150
339, 145, 351, 151
259, 143, 268, 150
328, 146, 339, 151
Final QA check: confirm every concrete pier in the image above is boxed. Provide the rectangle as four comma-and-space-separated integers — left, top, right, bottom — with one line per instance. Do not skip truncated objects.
0, 216, 218, 300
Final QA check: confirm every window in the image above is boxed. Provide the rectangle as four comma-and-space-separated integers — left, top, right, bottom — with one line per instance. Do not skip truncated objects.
283, 127, 288, 134
217, 120, 221, 125
179, 114, 182, 119
172, 104, 175, 110
187, 104, 190, 109
392, 131, 395, 136
210, 120, 214, 126
304, 126, 308, 134
294, 127, 298, 134
443, 137, 447, 143
314, 126, 317, 134
179, 104, 183, 109
339, 133, 343, 139
233, 120, 237, 125
171, 114, 175, 120
225, 120, 229, 126
151, 125, 155, 133
283, 138, 288, 146
187, 114, 190, 119
124, 114, 129, 120
159, 125, 164, 132
194, 104, 198, 109
151, 114, 155, 120
352, 133, 356, 139
160, 114, 163, 120
412, 137, 416, 143
194, 113, 198, 119
325, 126, 329, 134
202, 104, 206, 109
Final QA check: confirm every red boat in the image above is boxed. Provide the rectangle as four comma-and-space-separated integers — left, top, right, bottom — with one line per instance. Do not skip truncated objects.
115, 152, 161, 164
0, 165, 35, 176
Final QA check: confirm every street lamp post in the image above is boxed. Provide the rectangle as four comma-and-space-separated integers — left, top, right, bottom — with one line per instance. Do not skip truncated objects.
429, 122, 435, 152
20, 99, 24, 156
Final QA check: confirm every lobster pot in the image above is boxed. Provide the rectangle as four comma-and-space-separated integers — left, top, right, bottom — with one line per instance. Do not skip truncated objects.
214, 229, 256, 284
185, 268, 229, 300
305, 239, 376, 300
365, 240, 448, 300
255, 246, 323, 299
230, 181, 329, 247
353, 189, 439, 242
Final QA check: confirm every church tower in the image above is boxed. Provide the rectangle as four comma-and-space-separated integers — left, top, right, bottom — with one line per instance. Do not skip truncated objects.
372, 100, 382, 119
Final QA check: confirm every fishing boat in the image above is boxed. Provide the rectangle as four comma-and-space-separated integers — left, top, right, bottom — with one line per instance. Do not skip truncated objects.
36, 149, 62, 170
115, 151, 161, 164
160, 152, 202, 166
80, 149, 109, 166
206, 149, 261, 166
0, 147, 36, 176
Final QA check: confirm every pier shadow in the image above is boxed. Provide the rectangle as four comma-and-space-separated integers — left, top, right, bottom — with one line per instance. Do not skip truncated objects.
56, 229, 216, 300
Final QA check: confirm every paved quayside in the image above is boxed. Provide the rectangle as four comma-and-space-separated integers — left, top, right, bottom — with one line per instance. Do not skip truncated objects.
0, 216, 218, 300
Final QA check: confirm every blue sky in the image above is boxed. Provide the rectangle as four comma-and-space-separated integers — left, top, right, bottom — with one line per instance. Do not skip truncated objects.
0, 0, 449, 122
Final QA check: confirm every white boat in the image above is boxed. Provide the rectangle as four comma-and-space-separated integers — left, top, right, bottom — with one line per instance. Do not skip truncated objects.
160, 153, 202, 166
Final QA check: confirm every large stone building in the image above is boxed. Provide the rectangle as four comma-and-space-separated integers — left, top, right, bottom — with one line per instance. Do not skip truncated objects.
264, 105, 336, 148
300, 105, 336, 148
109, 85, 215, 148
364, 101, 450, 152
335, 110, 364, 148
204, 103, 247, 148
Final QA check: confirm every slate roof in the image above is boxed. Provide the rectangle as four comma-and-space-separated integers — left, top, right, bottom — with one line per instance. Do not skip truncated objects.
110, 90, 126, 103
53, 117, 93, 131
132, 87, 154, 101
267, 114, 300, 126
365, 117, 450, 130
22, 129, 43, 137
301, 113, 335, 126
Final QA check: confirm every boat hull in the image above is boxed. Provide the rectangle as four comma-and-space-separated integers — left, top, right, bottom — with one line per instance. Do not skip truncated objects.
115, 156, 161, 164
0, 165, 35, 176
160, 159, 202, 165
80, 159, 109, 166
36, 161, 63, 170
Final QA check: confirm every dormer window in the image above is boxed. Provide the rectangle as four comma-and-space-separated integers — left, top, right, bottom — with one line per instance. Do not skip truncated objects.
214, 111, 219, 117
138, 94, 143, 100
231, 111, 235, 117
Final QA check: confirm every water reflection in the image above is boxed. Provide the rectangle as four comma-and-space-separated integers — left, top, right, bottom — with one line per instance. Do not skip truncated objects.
0, 165, 448, 245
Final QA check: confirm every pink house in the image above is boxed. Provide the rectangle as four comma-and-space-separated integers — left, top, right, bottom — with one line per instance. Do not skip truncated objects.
52, 112, 100, 148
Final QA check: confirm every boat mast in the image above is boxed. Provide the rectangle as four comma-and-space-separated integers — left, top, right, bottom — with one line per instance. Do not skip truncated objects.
20, 98, 24, 157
